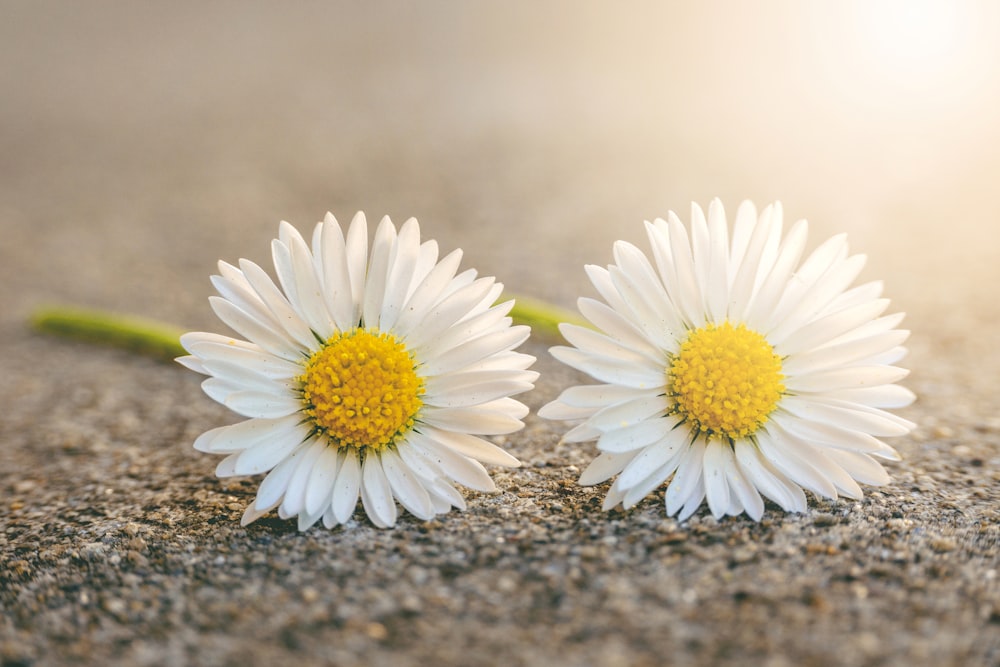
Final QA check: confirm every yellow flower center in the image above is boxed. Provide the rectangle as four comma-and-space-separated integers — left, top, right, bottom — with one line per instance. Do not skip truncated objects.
667, 321, 784, 441
300, 328, 424, 451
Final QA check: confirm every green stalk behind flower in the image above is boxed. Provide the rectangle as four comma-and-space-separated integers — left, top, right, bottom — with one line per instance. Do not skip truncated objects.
30, 296, 582, 363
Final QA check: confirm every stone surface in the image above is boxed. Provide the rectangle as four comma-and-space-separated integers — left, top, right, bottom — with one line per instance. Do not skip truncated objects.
2, 4, 999, 666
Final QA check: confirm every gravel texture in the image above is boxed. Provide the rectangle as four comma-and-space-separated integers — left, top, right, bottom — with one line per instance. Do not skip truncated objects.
2, 4, 999, 666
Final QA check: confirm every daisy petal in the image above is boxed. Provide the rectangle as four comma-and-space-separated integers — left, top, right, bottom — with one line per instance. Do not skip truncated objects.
361, 452, 398, 528
304, 446, 339, 516
331, 450, 362, 524
579, 450, 636, 486
381, 447, 435, 520
419, 425, 521, 467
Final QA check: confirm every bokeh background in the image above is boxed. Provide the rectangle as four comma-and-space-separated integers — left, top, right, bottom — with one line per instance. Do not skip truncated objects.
4, 1, 1000, 322
3, 2, 999, 666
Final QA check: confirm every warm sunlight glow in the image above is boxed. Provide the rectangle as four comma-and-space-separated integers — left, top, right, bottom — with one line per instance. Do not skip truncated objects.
859, 1, 969, 82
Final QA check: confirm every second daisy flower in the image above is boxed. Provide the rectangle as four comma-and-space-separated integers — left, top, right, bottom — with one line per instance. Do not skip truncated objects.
540, 200, 915, 521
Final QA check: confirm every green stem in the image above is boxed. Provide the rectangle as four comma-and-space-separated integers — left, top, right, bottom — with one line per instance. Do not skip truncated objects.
30, 307, 186, 363
506, 294, 584, 340
29, 295, 581, 362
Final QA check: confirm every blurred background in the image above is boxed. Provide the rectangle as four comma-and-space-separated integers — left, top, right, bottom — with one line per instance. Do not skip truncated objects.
2, 0, 999, 331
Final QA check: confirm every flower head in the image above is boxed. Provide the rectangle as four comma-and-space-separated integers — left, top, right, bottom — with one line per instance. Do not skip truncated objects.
179, 213, 536, 530
540, 200, 915, 521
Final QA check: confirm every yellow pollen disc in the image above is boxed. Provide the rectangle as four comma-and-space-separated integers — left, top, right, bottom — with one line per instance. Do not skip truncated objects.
300, 328, 424, 451
667, 321, 785, 440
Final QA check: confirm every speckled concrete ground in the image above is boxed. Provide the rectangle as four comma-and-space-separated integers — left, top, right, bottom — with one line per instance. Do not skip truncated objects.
1, 4, 999, 666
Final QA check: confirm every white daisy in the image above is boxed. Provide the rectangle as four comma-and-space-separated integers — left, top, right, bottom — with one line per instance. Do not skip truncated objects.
540, 199, 915, 521
178, 213, 536, 530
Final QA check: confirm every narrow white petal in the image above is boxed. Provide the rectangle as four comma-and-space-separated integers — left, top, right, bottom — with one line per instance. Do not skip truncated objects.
733, 439, 806, 512
396, 440, 448, 481
332, 449, 362, 524
559, 322, 665, 367
361, 216, 397, 328
427, 479, 466, 511
785, 365, 909, 393
210, 268, 281, 335
344, 212, 368, 324
756, 428, 838, 499
742, 219, 808, 328
222, 389, 302, 419
728, 200, 759, 272
241, 501, 276, 527
817, 280, 884, 318
232, 422, 308, 475
778, 396, 914, 437
361, 452, 398, 527
381, 448, 435, 519
723, 447, 764, 520
766, 232, 848, 330
579, 450, 636, 486
237, 259, 317, 350
181, 331, 258, 353
676, 477, 707, 521
782, 329, 910, 376
690, 202, 712, 294
596, 415, 681, 454
186, 339, 302, 379
665, 442, 705, 517
825, 385, 916, 409
547, 383, 651, 410
702, 439, 732, 519
200, 358, 294, 394
379, 218, 422, 331
409, 240, 440, 300
704, 199, 731, 322
664, 215, 705, 328
727, 204, 775, 321
549, 346, 665, 390
279, 439, 326, 518
214, 453, 240, 477
209, 296, 305, 361
319, 214, 357, 331
400, 277, 497, 351
408, 430, 496, 491
617, 432, 687, 490
587, 394, 668, 432
771, 412, 901, 460
270, 235, 301, 317
536, 400, 598, 422
576, 297, 670, 358
562, 422, 602, 443
281, 228, 334, 339
823, 449, 890, 486
420, 405, 525, 435
418, 325, 530, 377
413, 301, 513, 362
304, 446, 339, 516
393, 248, 464, 337
418, 426, 520, 467
601, 479, 628, 511
610, 243, 687, 349
177, 355, 207, 374
255, 446, 308, 510
622, 453, 681, 509
773, 298, 890, 355
766, 254, 867, 345
585, 264, 635, 320
297, 507, 325, 531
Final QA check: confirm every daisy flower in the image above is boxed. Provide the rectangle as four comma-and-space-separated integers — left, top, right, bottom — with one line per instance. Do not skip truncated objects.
539, 200, 915, 521
178, 213, 536, 530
